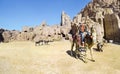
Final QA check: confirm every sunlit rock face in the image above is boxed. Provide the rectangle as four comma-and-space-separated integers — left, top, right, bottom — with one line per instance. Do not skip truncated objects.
73, 0, 120, 42
61, 11, 72, 28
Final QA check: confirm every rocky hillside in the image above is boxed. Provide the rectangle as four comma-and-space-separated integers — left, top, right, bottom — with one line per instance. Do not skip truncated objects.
0, 11, 73, 43
73, 0, 120, 42
0, 0, 120, 43
0, 22, 70, 43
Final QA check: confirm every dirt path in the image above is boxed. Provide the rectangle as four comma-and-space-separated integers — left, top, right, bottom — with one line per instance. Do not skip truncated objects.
0, 40, 120, 74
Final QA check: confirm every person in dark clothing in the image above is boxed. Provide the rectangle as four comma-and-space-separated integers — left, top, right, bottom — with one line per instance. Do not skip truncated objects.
69, 22, 78, 56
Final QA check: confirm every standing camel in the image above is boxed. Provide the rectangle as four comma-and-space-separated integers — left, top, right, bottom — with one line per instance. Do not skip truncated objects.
84, 26, 96, 62
69, 22, 79, 56
69, 22, 96, 62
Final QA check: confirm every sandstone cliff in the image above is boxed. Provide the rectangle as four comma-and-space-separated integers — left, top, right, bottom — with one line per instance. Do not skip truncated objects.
74, 0, 120, 42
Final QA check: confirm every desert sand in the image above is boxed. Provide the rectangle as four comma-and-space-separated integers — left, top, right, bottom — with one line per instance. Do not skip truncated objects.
0, 40, 120, 74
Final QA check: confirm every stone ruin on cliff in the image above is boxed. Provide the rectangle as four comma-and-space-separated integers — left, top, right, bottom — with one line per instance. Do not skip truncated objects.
0, 0, 120, 43
0, 15, 71, 43
73, 0, 120, 42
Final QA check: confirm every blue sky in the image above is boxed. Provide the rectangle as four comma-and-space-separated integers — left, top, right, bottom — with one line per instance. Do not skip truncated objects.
0, 0, 91, 31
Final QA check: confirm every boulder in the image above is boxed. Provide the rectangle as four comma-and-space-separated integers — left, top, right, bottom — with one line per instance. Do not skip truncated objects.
10, 30, 20, 41
17, 32, 35, 41
2, 31, 12, 42
0, 28, 5, 42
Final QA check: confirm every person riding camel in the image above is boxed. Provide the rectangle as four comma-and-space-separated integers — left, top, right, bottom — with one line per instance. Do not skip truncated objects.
69, 22, 78, 56
78, 23, 88, 47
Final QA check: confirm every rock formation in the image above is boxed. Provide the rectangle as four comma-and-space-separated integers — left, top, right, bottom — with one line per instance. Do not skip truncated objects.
0, 21, 66, 42
10, 30, 20, 41
1, 0, 120, 43
0, 28, 4, 42
2, 30, 12, 42
104, 14, 120, 42
74, 0, 120, 42
61, 11, 72, 28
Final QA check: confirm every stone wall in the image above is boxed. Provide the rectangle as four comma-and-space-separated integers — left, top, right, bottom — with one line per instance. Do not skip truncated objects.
104, 14, 120, 42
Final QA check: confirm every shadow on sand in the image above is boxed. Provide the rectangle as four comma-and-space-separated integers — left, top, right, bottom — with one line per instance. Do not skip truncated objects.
113, 42, 120, 45
66, 50, 95, 63
66, 50, 76, 58
93, 48, 100, 52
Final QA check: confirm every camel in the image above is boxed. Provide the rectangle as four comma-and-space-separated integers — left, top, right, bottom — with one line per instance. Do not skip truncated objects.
69, 22, 79, 56
70, 23, 96, 63
84, 33, 95, 62
35, 40, 44, 46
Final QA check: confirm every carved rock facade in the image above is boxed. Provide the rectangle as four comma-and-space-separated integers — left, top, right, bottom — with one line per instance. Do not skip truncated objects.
74, 0, 120, 42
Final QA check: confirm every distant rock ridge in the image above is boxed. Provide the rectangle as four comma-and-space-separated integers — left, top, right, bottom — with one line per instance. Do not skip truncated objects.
0, 10, 72, 42
0, 20, 70, 42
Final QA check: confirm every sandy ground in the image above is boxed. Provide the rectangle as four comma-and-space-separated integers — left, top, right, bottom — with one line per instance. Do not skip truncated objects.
0, 40, 120, 74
